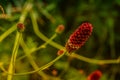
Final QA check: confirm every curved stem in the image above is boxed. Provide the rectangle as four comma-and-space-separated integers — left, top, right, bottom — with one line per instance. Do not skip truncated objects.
17, 33, 57, 61
6, 3, 32, 80
2, 51, 66, 76
0, 24, 16, 42
32, 33, 57, 53
7, 32, 22, 80
20, 36, 49, 79
0, 2, 32, 42
30, 10, 120, 65
36, 3, 55, 23
30, 10, 63, 49
70, 53, 120, 65
3, 4, 119, 77
0, 5, 5, 14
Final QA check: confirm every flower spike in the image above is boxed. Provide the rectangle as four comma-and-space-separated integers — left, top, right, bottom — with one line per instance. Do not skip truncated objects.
65, 22, 93, 53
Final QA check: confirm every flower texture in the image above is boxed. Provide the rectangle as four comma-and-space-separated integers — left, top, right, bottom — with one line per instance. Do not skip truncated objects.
87, 70, 102, 80
65, 22, 93, 53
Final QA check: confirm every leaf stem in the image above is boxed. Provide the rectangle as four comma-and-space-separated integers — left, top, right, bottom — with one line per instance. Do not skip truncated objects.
7, 32, 22, 80
2, 51, 66, 76
17, 33, 57, 61
0, 2, 32, 42
30, 10, 120, 65
20, 36, 49, 79
30, 10, 63, 49
70, 53, 120, 65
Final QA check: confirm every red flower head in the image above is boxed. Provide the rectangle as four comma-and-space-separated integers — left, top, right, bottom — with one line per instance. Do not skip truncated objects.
65, 22, 93, 53
87, 70, 102, 80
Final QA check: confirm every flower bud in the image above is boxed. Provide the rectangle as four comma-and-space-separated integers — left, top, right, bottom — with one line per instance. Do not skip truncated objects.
55, 24, 65, 34
57, 49, 64, 56
17, 23, 25, 32
52, 69, 58, 76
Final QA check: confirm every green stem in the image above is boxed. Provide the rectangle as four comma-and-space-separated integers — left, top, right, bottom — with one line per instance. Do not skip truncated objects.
30, 10, 63, 49
30, 10, 120, 65
0, 24, 16, 42
17, 33, 57, 61
36, 3, 55, 23
20, 37, 49, 79
3, 51, 66, 76
32, 33, 57, 53
0, 2, 32, 42
7, 32, 22, 80
70, 53, 120, 65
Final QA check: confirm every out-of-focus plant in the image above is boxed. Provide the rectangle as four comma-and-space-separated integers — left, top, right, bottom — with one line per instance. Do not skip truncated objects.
0, 0, 120, 80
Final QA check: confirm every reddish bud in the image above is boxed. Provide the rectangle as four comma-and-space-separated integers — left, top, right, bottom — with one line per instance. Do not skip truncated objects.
52, 69, 58, 76
17, 23, 25, 32
65, 22, 93, 53
55, 24, 65, 34
57, 50, 64, 56
87, 70, 102, 80
79, 69, 84, 74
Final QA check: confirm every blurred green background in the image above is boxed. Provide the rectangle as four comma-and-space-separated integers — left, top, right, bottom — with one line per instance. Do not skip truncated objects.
0, 0, 120, 80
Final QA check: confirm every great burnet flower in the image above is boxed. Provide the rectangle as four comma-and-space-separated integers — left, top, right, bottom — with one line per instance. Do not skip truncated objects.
65, 22, 93, 53
87, 70, 102, 80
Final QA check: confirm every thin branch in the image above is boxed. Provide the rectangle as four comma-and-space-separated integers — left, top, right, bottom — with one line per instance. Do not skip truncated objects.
1, 51, 66, 76
7, 32, 22, 80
